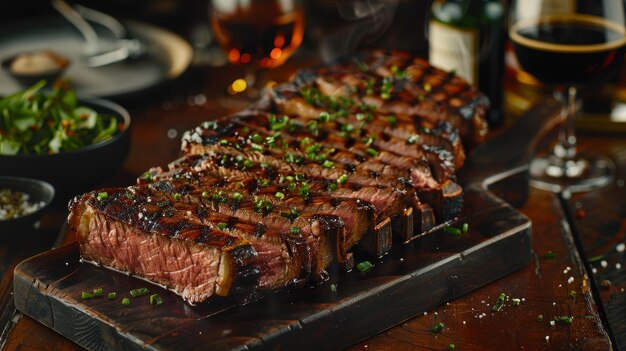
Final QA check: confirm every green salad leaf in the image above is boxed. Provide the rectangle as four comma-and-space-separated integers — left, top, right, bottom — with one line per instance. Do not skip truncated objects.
0, 80, 120, 155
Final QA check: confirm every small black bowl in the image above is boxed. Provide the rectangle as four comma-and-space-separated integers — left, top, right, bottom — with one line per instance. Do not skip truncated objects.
0, 97, 131, 198
0, 176, 55, 233
1, 50, 70, 87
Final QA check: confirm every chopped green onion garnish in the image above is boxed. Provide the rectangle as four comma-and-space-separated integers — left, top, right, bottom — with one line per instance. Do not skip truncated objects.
448, 344, 455, 350
201, 191, 210, 198
299, 183, 310, 199
406, 135, 419, 145
290, 226, 301, 235
387, 115, 397, 125
337, 174, 348, 184
130, 287, 150, 298
431, 322, 444, 333
544, 251, 556, 259
217, 222, 228, 230
149, 294, 164, 306
124, 191, 135, 200
512, 298, 521, 306
588, 254, 604, 263
492, 293, 506, 311
330, 283, 337, 293
569, 290, 577, 299
275, 192, 285, 200
108, 292, 117, 300
82, 291, 93, 299
319, 111, 330, 122
93, 288, 103, 297
232, 192, 243, 201
122, 297, 130, 305
537, 314, 544, 321
554, 316, 573, 325
219, 139, 229, 146
322, 160, 334, 168
462, 223, 469, 233
366, 148, 378, 157
250, 143, 263, 151
356, 261, 374, 272
444, 225, 462, 236
97, 192, 108, 201
173, 193, 182, 201
327, 183, 338, 191
243, 159, 254, 168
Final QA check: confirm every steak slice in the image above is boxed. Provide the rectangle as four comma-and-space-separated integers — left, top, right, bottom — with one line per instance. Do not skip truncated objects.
68, 190, 260, 303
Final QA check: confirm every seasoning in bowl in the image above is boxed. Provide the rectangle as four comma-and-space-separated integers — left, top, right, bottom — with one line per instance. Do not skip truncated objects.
0, 188, 46, 221
8, 50, 70, 77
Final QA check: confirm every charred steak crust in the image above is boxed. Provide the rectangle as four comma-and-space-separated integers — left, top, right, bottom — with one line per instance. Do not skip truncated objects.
69, 50, 488, 303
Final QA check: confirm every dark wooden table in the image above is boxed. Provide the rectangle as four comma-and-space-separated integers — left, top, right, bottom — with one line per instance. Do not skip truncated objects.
1, 58, 625, 350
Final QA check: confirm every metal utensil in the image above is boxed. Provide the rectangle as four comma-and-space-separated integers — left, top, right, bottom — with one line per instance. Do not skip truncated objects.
51, 0, 145, 67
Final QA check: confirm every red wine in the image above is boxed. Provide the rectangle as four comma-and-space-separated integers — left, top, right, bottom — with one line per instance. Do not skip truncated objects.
510, 15, 626, 86
211, 1, 304, 69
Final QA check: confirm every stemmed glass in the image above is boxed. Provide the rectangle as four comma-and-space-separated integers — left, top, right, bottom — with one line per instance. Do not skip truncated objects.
509, 0, 626, 192
209, 0, 305, 99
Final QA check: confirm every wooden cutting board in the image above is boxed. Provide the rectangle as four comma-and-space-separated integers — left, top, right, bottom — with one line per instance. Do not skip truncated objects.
12, 104, 559, 351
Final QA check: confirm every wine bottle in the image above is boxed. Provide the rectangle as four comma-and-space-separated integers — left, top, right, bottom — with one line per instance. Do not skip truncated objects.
428, 0, 506, 128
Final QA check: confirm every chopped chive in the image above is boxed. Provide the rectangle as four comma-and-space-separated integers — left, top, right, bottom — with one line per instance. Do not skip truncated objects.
568, 290, 577, 299
275, 191, 285, 200
243, 159, 254, 168
387, 115, 397, 125
232, 192, 243, 201
319, 111, 331, 122
512, 298, 521, 306
431, 322, 444, 333
462, 223, 469, 233
124, 191, 135, 200
444, 225, 462, 236
356, 261, 374, 272
366, 148, 378, 157
250, 143, 263, 151
108, 292, 117, 300
448, 344, 455, 350
322, 160, 334, 168
588, 254, 604, 263
219, 139, 229, 146
122, 297, 130, 305
543, 251, 556, 259
492, 293, 506, 311
406, 135, 419, 145
330, 283, 337, 293
217, 222, 228, 230
173, 193, 182, 201
201, 191, 210, 198
130, 287, 150, 298
96, 192, 108, 201
554, 316, 573, 325
93, 288, 103, 297
81, 291, 93, 299
327, 183, 338, 191
149, 294, 164, 306
337, 174, 348, 184
537, 314, 544, 321
290, 226, 301, 235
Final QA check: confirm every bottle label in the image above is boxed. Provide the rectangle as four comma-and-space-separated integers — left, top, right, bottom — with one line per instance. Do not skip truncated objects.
516, 0, 576, 20
429, 20, 478, 85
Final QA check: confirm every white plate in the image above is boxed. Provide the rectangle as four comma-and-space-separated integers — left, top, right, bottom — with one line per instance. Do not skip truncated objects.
0, 17, 192, 99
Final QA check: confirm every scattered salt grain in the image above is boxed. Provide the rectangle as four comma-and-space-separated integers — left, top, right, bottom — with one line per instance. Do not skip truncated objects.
553, 302, 556, 306
617, 243, 625, 253
463, 321, 466, 325
65, 262, 68, 266
616, 263, 622, 270
546, 336, 550, 341
550, 321, 555, 326
568, 277, 574, 284
601, 260, 608, 268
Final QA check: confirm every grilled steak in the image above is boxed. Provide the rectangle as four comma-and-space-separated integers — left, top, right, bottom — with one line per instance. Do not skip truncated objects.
68, 50, 488, 303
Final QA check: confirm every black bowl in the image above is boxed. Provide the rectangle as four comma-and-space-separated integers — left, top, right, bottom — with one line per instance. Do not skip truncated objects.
0, 97, 131, 197
0, 176, 55, 233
